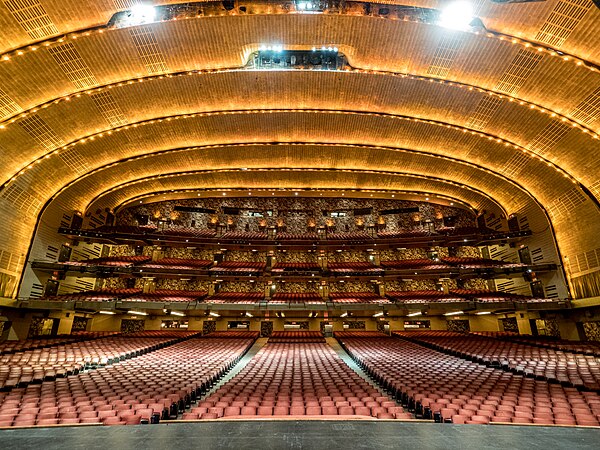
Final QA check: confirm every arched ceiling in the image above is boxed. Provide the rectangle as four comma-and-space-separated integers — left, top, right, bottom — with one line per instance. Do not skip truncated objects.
0, 0, 598, 298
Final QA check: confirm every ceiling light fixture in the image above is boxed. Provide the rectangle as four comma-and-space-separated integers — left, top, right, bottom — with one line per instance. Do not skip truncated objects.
438, 1, 475, 31
444, 311, 464, 316
407, 312, 422, 317
128, 5, 157, 26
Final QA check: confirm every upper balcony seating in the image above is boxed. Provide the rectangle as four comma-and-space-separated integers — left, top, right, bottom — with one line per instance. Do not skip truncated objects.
160, 227, 216, 238
380, 259, 448, 270
271, 262, 321, 272
328, 262, 383, 275
203, 292, 264, 304
329, 292, 391, 304
276, 233, 319, 240
39, 288, 142, 302
386, 290, 465, 304
209, 261, 266, 274
94, 225, 157, 234
442, 257, 524, 268
64, 256, 150, 267
325, 232, 372, 241
220, 232, 268, 240
123, 290, 207, 303
269, 293, 324, 304
377, 230, 430, 239
449, 289, 554, 303
140, 258, 213, 270
337, 334, 600, 426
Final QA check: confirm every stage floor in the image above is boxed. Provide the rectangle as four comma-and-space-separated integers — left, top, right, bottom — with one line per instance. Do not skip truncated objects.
0, 420, 598, 450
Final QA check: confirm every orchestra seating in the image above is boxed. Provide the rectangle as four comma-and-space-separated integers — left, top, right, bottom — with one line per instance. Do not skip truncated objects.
394, 331, 600, 391
269, 331, 325, 343
183, 341, 410, 420
0, 332, 256, 427
0, 331, 200, 391
486, 334, 600, 357
329, 293, 391, 304
337, 334, 600, 426
0, 333, 121, 356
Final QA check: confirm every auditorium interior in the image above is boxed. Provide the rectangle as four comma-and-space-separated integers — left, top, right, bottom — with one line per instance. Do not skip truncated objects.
0, 0, 599, 447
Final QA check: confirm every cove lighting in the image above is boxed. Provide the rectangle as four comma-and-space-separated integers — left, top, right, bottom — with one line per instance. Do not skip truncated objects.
98, 310, 115, 315
170, 311, 184, 317
476, 311, 492, 315
127, 310, 147, 316
438, 1, 474, 31
444, 311, 464, 316
407, 312, 422, 317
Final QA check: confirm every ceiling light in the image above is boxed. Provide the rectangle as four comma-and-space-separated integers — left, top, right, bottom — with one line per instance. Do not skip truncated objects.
476, 311, 492, 315
245, 312, 253, 317
98, 311, 115, 315
209, 312, 220, 317
128, 5, 157, 26
444, 311, 464, 316
407, 312, 422, 317
127, 310, 147, 316
340, 312, 348, 318
438, 1, 475, 31
373, 312, 384, 317
170, 311, 184, 317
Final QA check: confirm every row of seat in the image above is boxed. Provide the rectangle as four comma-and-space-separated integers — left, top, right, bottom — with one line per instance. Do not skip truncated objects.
0, 332, 199, 390
0, 335, 256, 427
394, 331, 600, 391
183, 342, 410, 420
337, 334, 600, 426
0, 332, 120, 356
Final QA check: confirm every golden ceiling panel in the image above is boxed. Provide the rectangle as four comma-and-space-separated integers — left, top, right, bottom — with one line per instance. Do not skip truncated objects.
0, 111, 580, 210
47, 143, 530, 211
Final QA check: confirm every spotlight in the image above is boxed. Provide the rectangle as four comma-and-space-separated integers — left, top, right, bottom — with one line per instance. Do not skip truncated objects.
438, 1, 474, 31
128, 4, 157, 26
